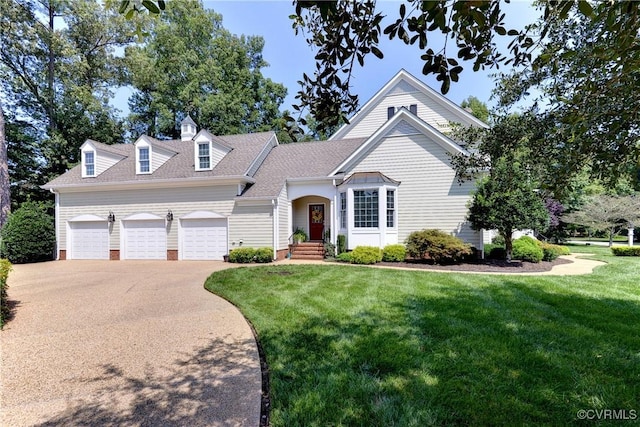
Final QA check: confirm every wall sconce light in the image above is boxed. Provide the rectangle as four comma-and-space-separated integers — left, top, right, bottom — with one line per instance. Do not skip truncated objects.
107, 211, 116, 223
166, 209, 174, 221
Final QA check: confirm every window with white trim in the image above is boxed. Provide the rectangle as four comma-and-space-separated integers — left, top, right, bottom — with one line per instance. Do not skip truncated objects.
84, 151, 95, 176
198, 142, 210, 169
354, 189, 378, 228
139, 147, 150, 173
339, 192, 347, 229
386, 189, 395, 227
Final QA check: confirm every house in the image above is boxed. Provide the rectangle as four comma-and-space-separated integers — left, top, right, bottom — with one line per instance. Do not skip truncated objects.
43, 69, 489, 261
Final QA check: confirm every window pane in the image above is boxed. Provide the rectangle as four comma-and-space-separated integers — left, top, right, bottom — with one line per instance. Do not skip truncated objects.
85, 152, 94, 176
354, 189, 378, 228
387, 190, 395, 227
139, 148, 150, 172
340, 193, 346, 229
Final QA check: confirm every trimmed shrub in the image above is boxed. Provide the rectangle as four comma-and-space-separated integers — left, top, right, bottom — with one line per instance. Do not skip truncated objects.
405, 229, 472, 264
336, 252, 352, 263
337, 234, 346, 254
0, 202, 55, 264
228, 247, 257, 263
0, 259, 12, 328
488, 246, 507, 260
382, 244, 406, 262
350, 246, 382, 265
512, 237, 543, 263
538, 242, 569, 261
611, 246, 640, 256
254, 247, 274, 263
491, 234, 505, 246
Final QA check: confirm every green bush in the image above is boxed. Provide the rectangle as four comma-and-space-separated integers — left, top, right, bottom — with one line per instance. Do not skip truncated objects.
336, 252, 352, 263
337, 234, 346, 254
491, 234, 506, 246
0, 202, 55, 264
488, 246, 507, 260
228, 247, 257, 263
382, 244, 406, 262
611, 246, 640, 256
405, 229, 472, 264
0, 259, 12, 328
324, 242, 336, 258
254, 247, 274, 263
512, 237, 543, 263
538, 242, 569, 261
350, 246, 382, 265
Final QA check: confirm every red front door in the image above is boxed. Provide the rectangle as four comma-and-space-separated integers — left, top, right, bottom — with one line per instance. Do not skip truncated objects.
309, 204, 325, 241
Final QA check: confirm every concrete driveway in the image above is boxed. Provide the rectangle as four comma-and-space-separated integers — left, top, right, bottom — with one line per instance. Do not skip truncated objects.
0, 261, 261, 426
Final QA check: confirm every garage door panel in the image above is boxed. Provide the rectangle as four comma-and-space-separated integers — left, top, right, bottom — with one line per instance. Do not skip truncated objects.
69, 221, 109, 260
181, 219, 227, 260
123, 220, 166, 260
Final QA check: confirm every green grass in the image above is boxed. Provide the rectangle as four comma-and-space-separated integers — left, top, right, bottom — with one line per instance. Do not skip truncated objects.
205, 246, 640, 426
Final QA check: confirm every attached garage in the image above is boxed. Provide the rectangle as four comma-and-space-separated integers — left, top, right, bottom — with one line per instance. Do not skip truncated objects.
122, 214, 167, 260
179, 212, 228, 260
68, 217, 109, 260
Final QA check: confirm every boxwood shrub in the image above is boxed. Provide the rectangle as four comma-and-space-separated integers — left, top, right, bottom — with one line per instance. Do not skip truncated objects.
0, 202, 55, 264
512, 236, 543, 263
350, 246, 382, 265
229, 247, 274, 263
611, 246, 640, 256
405, 229, 472, 264
382, 244, 406, 262
336, 252, 352, 263
538, 242, 570, 261
337, 234, 346, 255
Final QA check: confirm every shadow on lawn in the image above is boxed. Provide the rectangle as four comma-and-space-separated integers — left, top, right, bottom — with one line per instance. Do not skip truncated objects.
36, 337, 259, 427
261, 281, 640, 426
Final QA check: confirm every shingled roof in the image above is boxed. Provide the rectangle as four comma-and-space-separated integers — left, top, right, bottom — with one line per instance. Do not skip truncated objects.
44, 132, 276, 188
242, 137, 366, 198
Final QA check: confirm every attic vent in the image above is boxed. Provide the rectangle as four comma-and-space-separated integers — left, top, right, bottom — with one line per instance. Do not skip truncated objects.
387, 104, 418, 120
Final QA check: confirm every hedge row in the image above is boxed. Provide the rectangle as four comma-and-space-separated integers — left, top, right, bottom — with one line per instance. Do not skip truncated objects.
611, 246, 640, 257
228, 247, 273, 263
0, 259, 12, 328
336, 244, 408, 265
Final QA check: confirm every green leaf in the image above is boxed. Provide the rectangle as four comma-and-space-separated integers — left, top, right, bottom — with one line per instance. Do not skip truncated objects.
577, 0, 593, 17
125, 9, 135, 20
119, 0, 130, 14
371, 46, 384, 59
142, 0, 160, 14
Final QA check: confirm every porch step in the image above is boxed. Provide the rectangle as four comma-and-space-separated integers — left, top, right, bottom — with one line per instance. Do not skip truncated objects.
290, 242, 325, 260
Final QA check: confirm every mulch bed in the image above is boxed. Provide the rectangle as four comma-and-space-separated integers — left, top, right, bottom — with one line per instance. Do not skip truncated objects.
377, 257, 573, 273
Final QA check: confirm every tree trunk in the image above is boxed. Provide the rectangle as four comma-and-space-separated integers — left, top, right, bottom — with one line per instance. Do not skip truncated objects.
0, 102, 10, 228
47, 0, 56, 134
609, 226, 615, 247
503, 231, 513, 263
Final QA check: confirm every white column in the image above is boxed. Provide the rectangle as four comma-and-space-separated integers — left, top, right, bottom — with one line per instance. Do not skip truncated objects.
629, 227, 634, 247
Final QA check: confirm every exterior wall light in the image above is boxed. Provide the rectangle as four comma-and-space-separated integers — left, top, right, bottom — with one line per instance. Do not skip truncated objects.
108, 211, 116, 223
166, 210, 174, 221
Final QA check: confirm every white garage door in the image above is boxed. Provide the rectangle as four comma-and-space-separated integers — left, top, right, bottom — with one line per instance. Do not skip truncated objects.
69, 221, 109, 260
123, 220, 166, 260
181, 218, 227, 260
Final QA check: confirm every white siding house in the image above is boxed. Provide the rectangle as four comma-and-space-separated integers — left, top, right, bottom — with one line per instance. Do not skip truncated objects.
43, 69, 487, 261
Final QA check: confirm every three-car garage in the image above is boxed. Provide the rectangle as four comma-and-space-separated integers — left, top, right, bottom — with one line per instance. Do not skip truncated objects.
66, 212, 228, 261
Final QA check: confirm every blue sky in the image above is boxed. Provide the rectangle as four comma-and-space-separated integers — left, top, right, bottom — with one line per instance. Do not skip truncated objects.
114, 1, 541, 117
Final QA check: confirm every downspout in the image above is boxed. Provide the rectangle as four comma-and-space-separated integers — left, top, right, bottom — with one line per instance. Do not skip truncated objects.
49, 188, 59, 260
272, 199, 278, 261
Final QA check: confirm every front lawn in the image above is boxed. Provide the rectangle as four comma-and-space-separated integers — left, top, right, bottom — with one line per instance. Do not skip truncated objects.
205, 247, 640, 426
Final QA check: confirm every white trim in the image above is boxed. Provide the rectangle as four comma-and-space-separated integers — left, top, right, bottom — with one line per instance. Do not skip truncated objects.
82, 149, 96, 178
68, 214, 107, 222
330, 109, 469, 176
43, 175, 255, 192
180, 210, 227, 220
195, 140, 213, 171
244, 133, 278, 176
122, 212, 164, 221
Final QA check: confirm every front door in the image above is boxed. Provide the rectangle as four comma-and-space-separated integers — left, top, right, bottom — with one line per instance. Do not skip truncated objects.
309, 204, 325, 241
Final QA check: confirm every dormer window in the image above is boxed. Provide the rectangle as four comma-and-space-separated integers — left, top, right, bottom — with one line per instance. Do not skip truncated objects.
138, 147, 150, 173
198, 142, 211, 169
83, 151, 95, 177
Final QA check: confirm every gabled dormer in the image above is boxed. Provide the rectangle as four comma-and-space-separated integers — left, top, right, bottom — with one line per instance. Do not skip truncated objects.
80, 140, 125, 178
193, 130, 232, 171
181, 115, 197, 141
134, 136, 177, 175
